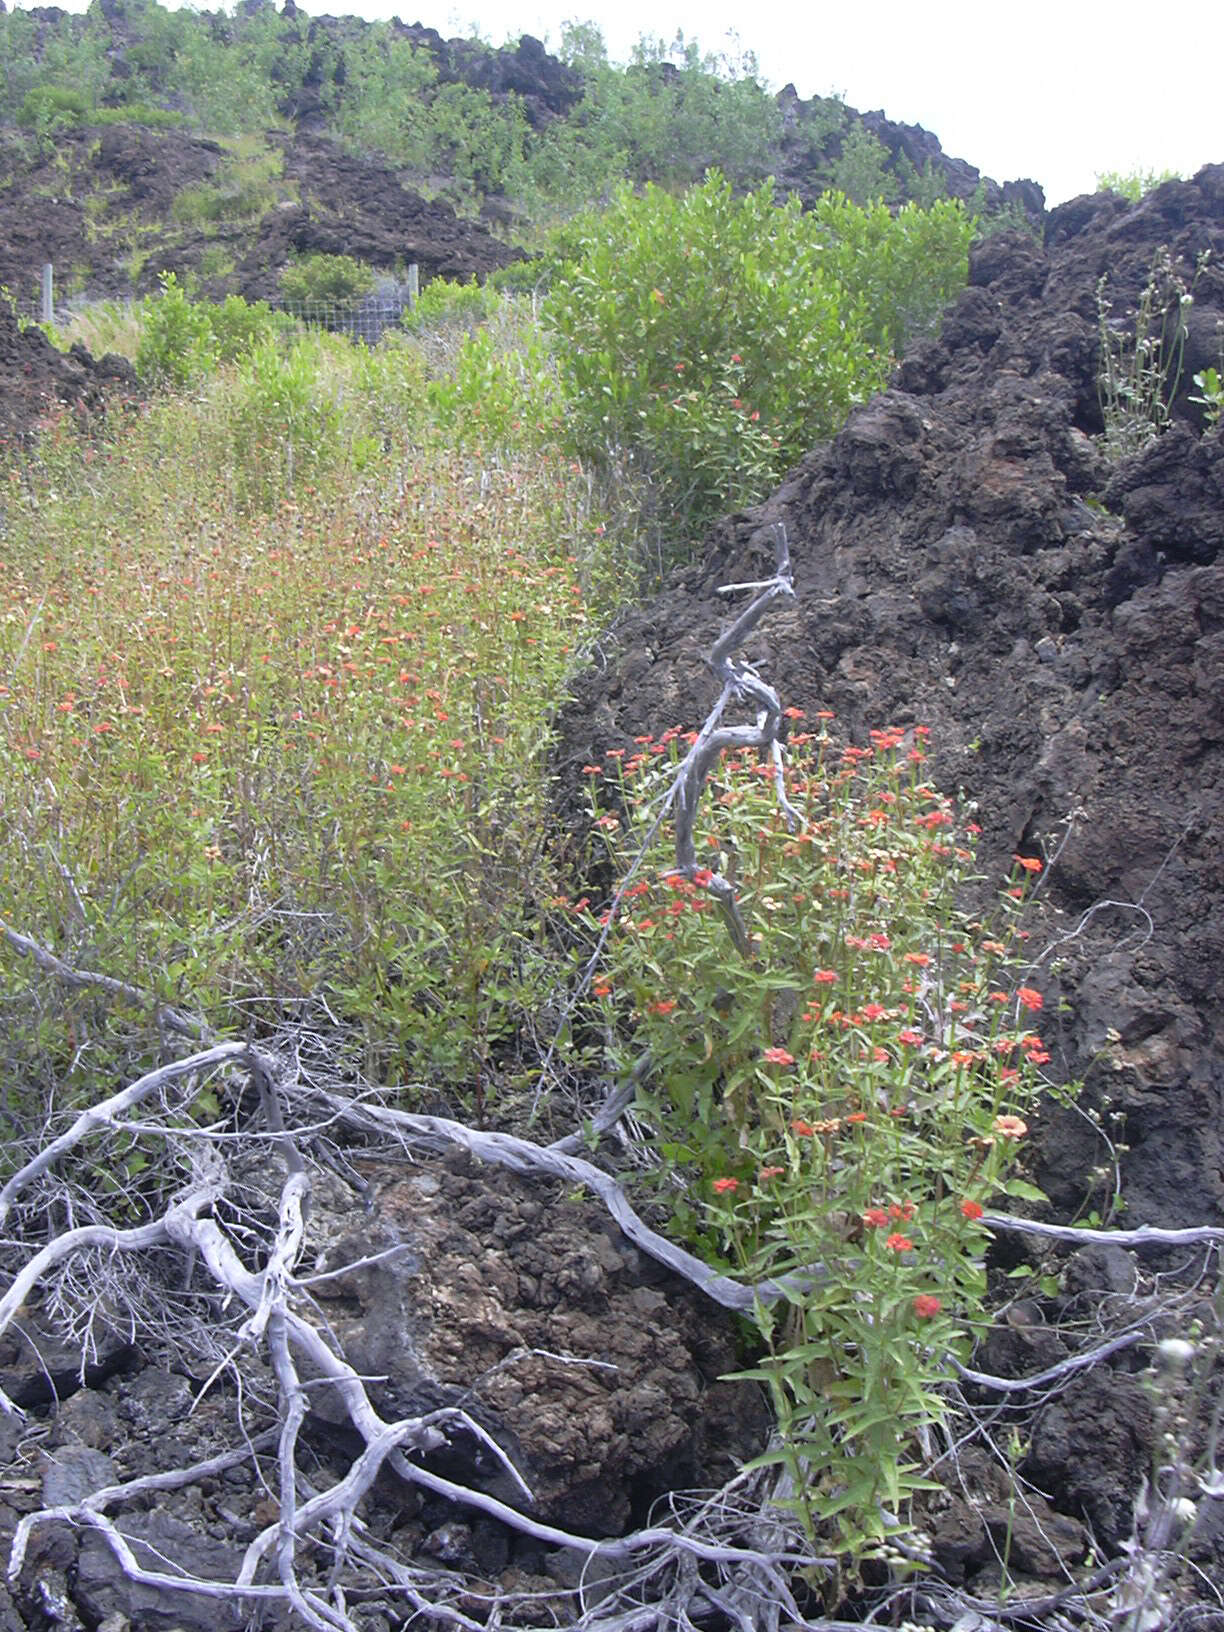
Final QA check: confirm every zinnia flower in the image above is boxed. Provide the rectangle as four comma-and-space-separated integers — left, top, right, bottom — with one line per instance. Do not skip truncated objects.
712, 1177, 739, 1195
993, 1115, 1028, 1139
960, 1199, 984, 1220
1016, 986, 1044, 1012
912, 1295, 941, 1318
762, 1046, 795, 1065
886, 1233, 914, 1251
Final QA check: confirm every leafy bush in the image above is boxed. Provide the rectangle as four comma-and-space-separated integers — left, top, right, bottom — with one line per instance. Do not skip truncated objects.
136, 272, 218, 387
808, 191, 973, 353
402, 276, 500, 332
829, 124, 896, 205
1096, 167, 1181, 201
226, 333, 343, 505
425, 304, 561, 452
17, 85, 92, 128
545, 173, 971, 543
279, 253, 376, 307
135, 276, 287, 387
583, 720, 1053, 1551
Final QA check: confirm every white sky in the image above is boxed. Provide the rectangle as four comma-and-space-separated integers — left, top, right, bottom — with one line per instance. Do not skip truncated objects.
35, 0, 1224, 206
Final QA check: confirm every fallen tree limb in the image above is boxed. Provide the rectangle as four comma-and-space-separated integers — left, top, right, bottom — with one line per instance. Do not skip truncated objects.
324, 1093, 827, 1313
0, 918, 207, 1041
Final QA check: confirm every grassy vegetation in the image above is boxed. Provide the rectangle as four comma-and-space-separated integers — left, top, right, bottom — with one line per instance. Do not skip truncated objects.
0, 303, 612, 1115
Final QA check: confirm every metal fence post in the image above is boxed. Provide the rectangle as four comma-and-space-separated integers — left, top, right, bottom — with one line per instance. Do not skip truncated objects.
41, 264, 54, 326
407, 264, 419, 307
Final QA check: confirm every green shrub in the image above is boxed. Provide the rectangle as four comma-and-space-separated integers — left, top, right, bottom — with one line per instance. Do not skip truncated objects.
545, 173, 971, 544
17, 85, 92, 128
1096, 167, 1181, 202
227, 333, 343, 505
94, 102, 182, 129
403, 275, 500, 332
136, 277, 289, 387
136, 271, 218, 387
425, 307, 561, 451
279, 253, 376, 307
208, 293, 292, 360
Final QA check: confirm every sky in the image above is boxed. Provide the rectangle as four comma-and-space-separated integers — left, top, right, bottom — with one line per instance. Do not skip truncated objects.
32, 0, 1224, 205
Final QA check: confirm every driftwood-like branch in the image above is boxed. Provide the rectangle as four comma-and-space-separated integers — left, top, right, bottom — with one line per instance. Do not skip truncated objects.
984, 1210, 1224, 1251
0, 919, 206, 1040
0, 1041, 258, 1230
669, 521, 798, 957
326, 1094, 825, 1313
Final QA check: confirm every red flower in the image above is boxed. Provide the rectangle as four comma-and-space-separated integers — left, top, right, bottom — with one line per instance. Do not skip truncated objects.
903, 952, 932, 967
1013, 854, 1043, 873
862, 1208, 889, 1228
886, 1233, 914, 1251
912, 1295, 941, 1318
791, 1119, 815, 1137
758, 1165, 785, 1182
960, 1199, 984, 1220
812, 969, 838, 985
762, 1046, 795, 1065
648, 999, 677, 1015
712, 1177, 739, 1194
1016, 986, 1044, 1012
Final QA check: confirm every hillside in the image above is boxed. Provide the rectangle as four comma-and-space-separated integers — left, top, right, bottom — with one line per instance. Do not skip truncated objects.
0, 0, 1040, 311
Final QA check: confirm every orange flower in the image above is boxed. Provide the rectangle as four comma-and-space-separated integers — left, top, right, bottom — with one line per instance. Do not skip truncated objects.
960, 1199, 984, 1220
1016, 986, 1044, 1012
712, 1177, 739, 1195
758, 1166, 785, 1182
762, 1046, 795, 1066
648, 999, 677, 1016
791, 1119, 815, 1137
1013, 854, 1043, 873
912, 1295, 941, 1318
886, 1233, 914, 1252
862, 1208, 889, 1228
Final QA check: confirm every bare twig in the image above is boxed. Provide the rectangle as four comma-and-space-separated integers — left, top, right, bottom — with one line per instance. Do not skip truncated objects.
0, 919, 207, 1040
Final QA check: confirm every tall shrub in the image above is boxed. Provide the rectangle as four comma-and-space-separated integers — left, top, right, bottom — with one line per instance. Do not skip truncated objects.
545, 173, 971, 545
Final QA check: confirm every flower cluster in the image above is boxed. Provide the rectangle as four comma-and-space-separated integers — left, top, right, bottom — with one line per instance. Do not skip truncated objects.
586, 715, 1049, 1550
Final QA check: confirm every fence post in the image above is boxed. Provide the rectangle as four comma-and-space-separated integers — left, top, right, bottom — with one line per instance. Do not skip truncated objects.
41, 264, 54, 326
407, 264, 419, 307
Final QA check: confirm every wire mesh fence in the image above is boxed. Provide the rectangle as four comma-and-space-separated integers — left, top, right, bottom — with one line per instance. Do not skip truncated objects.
7, 266, 419, 346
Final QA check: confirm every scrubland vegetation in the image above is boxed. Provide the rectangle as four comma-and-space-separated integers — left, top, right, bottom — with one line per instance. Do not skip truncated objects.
0, 164, 1075, 1564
